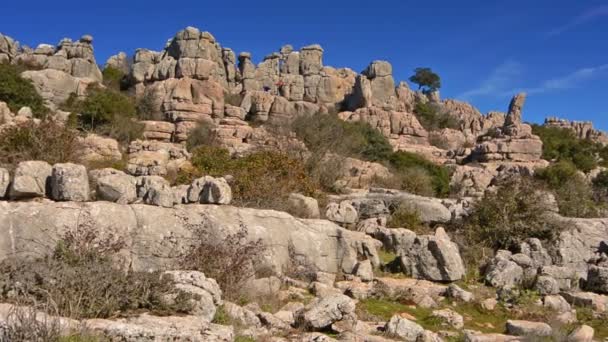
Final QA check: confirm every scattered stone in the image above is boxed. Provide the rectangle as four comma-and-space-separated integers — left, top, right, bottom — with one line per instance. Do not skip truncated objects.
534, 275, 560, 295
384, 315, 424, 342
505, 320, 552, 337
481, 298, 498, 311
446, 284, 474, 302
567, 324, 594, 342
543, 295, 572, 313
431, 309, 464, 329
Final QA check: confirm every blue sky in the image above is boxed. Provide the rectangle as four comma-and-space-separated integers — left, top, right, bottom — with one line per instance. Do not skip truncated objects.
1, 0, 607, 129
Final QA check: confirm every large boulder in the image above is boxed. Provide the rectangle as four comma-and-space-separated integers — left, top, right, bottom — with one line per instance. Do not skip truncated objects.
9, 161, 52, 199
325, 200, 358, 224
505, 320, 552, 338
328, 189, 452, 224
187, 176, 232, 205
50, 163, 89, 202
288, 193, 320, 219
484, 251, 524, 288
21, 69, 91, 109
296, 293, 356, 330
96, 173, 138, 204
136, 176, 174, 207
0, 202, 380, 276
398, 228, 466, 282
162, 271, 222, 321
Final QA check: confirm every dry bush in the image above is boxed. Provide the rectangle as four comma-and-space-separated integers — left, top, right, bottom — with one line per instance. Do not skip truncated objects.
1, 305, 104, 342
0, 226, 193, 320
186, 120, 218, 151
0, 120, 81, 169
372, 167, 435, 197
2, 305, 62, 342
179, 223, 266, 301
188, 146, 319, 210
386, 201, 424, 232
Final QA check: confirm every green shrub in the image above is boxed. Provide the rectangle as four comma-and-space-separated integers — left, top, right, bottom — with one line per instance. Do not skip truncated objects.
189, 146, 318, 209
536, 161, 605, 217
532, 125, 601, 172
63, 86, 143, 144
293, 113, 393, 162
463, 177, 562, 251
414, 102, 459, 132
388, 151, 450, 197
101, 66, 127, 91
0, 120, 81, 168
373, 167, 436, 197
0, 63, 48, 116
535, 160, 579, 188
592, 170, 608, 201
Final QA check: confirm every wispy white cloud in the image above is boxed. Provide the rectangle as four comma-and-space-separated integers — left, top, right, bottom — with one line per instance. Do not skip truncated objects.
459, 62, 608, 100
458, 61, 523, 100
547, 5, 608, 37
506, 64, 608, 95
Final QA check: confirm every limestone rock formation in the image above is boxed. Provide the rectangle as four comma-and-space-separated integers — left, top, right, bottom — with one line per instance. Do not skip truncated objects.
0, 201, 380, 276
472, 93, 543, 162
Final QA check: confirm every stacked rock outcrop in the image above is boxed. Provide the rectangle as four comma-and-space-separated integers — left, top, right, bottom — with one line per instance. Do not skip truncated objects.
472, 93, 543, 162
0, 33, 102, 109
544, 116, 608, 145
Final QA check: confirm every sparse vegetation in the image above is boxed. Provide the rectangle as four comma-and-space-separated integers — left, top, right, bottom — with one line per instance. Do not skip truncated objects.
186, 120, 217, 150
293, 112, 393, 163
293, 113, 450, 197
179, 224, 265, 301
387, 201, 423, 231
373, 166, 436, 197
0, 227, 193, 320
388, 151, 450, 197
0, 119, 81, 168
536, 160, 606, 217
414, 101, 459, 132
